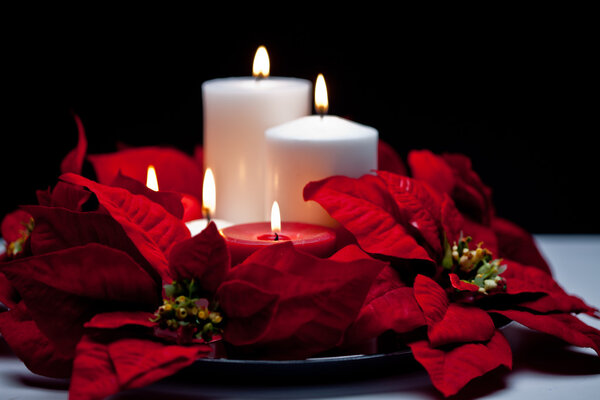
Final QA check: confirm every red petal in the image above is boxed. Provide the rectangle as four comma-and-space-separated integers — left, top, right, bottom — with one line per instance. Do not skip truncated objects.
378, 140, 407, 175
180, 193, 204, 222
502, 259, 567, 296
1, 243, 160, 356
0, 272, 19, 308
377, 171, 444, 256
429, 303, 496, 347
449, 273, 479, 292
440, 195, 464, 244
409, 151, 494, 226
88, 146, 205, 205
1, 209, 32, 242
218, 243, 387, 359
440, 197, 500, 259
409, 329, 512, 397
407, 149, 455, 195
414, 275, 495, 346
68, 336, 118, 400
60, 113, 88, 175
442, 153, 494, 225
35, 187, 52, 207
44, 181, 93, 211
493, 310, 600, 355
413, 274, 449, 325
69, 332, 212, 400
108, 337, 211, 389
463, 218, 499, 256
84, 311, 156, 330
168, 221, 230, 295
303, 174, 433, 262
519, 293, 597, 315
23, 205, 160, 283
216, 279, 279, 344
0, 302, 72, 378
492, 216, 552, 274
110, 172, 184, 219
60, 173, 191, 281
344, 266, 425, 346
498, 259, 597, 315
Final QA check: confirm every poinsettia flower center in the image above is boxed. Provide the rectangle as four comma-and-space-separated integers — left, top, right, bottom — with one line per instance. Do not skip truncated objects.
151, 278, 224, 343
443, 234, 507, 294
6, 217, 34, 258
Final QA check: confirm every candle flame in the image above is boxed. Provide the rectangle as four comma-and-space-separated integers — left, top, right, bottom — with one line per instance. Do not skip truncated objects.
202, 168, 216, 217
314, 73, 328, 115
271, 201, 281, 234
252, 46, 270, 78
146, 165, 159, 192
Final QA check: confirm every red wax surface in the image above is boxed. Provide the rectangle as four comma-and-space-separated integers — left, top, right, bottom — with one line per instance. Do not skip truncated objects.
222, 222, 337, 266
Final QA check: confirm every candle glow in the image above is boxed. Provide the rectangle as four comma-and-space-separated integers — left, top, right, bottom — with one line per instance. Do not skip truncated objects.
202, 168, 216, 218
314, 73, 328, 115
271, 201, 281, 234
185, 168, 233, 237
252, 46, 270, 78
146, 165, 159, 191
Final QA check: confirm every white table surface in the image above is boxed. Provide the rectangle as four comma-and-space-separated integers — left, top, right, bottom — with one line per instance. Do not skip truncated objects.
1, 235, 599, 399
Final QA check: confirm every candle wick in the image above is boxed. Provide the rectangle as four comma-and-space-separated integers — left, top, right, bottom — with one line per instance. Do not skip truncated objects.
255, 73, 265, 82
317, 107, 327, 119
274, 232, 279, 241
204, 208, 212, 223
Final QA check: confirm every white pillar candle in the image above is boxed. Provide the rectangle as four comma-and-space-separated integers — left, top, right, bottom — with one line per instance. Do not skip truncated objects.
185, 218, 234, 237
265, 74, 378, 227
202, 47, 311, 223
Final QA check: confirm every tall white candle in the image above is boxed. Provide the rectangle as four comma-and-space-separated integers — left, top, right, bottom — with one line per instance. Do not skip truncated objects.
265, 74, 378, 227
202, 47, 311, 223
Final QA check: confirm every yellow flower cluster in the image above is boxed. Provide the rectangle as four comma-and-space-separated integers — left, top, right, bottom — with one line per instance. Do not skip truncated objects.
451, 242, 491, 273
445, 235, 507, 295
151, 280, 224, 342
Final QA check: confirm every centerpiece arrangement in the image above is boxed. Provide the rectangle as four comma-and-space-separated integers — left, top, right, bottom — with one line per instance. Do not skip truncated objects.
0, 48, 598, 400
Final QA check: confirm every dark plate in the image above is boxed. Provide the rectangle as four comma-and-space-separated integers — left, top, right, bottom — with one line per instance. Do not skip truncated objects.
184, 318, 513, 384
184, 349, 418, 384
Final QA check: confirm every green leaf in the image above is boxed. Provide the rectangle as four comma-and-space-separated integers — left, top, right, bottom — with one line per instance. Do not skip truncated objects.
442, 234, 454, 270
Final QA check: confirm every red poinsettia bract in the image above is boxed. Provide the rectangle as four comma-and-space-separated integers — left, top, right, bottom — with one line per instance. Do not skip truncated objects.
407, 149, 551, 274
65, 221, 388, 399
304, 168, 599, 397
0, 172, 192, 378
0, 172, 391, 399
1, 134, 598, 399
60, 113, 205, 222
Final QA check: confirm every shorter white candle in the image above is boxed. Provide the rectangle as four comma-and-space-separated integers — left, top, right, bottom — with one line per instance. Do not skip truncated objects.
265, 74, 378, 227
185, 168, 233, 236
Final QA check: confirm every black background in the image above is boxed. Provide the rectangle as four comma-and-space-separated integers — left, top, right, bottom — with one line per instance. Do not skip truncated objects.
2, 11, 597, 233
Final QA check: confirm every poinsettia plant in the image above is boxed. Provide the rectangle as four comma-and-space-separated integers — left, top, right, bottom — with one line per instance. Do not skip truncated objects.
304, 152, 600, 396
0, 115, 598, 399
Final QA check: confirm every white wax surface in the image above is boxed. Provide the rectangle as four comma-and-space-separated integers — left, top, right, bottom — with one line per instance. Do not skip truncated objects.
185, 218, 234, 237
265, 115, 378, 227
202, 77, 311, 223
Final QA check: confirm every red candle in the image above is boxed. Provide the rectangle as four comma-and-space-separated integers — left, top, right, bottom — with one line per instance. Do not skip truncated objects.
222, 221, 337, 266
